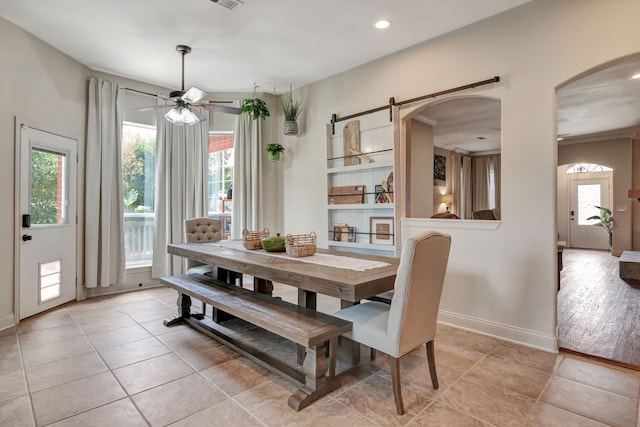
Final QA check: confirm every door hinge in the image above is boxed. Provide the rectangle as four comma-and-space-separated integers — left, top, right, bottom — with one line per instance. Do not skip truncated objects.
76, 215, 78, 225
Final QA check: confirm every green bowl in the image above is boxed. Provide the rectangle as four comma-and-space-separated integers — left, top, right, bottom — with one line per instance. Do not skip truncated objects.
261, 234, 286, 252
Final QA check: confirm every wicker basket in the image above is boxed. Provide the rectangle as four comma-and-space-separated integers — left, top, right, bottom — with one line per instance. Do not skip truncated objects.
242, 228, 269, 250
285, 232, 317, 257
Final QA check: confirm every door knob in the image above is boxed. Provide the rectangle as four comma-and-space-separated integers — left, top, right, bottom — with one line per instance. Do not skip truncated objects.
22, 234, 32, 241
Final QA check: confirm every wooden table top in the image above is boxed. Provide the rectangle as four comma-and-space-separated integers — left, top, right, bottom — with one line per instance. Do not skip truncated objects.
168, 241, 400, 302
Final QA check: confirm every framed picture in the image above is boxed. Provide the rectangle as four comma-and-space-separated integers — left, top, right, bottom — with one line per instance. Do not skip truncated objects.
374, 184, 390, 204
434, 154, 446, 186
222, 199, 232, 213
369, 216, 394, 246
347, 226, 357, 242
333, 223, 346, 241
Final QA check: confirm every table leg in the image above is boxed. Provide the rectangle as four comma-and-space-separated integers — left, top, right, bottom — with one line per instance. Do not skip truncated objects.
212, 268, 236, 322
163, 293, 192, 326
297, 290, 317, 364
253, 277, 274, 295
288, 338, 340, 411
339, 300, 361, 365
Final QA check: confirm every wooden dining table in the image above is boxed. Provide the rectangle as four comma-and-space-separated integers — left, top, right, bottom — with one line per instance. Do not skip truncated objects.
167, 240, 400, 363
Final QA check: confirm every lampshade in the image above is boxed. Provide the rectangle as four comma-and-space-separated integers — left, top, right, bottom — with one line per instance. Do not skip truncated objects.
165, 107, 200, 126
440, 194, 453, 204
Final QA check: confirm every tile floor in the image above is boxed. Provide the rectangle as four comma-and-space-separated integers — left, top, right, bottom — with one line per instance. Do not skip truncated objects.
1, 285, 639, 427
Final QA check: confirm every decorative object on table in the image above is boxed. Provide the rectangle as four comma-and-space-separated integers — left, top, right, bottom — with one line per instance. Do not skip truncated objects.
343, 120, 361, 166
439, 193, 453, 212
434, 154, 446, 186
333, 223, 346, 241
375, 184, 391, 204
370, 216, 394, 246
242, 228, 270, 250
242, 97, 270, 120
587, 205, 614, 250
261, 233, 286, 252
285, 232, 317, 257
282, 86, 301, 136
329, 185, 365, 204
266, 143, 285, 161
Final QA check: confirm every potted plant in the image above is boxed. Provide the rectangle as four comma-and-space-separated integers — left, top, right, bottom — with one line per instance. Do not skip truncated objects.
266, 143, 285, 161
587, 205, 614, 250
242, 98, 270, 120
282, 92, 300, 135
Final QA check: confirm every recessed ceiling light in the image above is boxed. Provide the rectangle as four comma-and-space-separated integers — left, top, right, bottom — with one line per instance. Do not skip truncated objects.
632, 73, 640, 79
374, 19, 390, 30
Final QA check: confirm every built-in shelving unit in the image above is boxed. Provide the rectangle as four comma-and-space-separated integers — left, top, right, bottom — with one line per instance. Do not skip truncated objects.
326, 110, 396, 256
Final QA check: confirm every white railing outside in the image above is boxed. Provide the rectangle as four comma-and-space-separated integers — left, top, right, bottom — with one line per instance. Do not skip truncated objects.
124, 212, 154, 267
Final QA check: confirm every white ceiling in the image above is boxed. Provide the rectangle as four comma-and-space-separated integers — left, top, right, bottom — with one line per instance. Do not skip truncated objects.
1, 0, 639, 151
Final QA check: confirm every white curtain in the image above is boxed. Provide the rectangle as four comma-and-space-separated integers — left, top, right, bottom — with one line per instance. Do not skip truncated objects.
85, 77, 125, 288
151, 116, 209, 278
231, 114, 263, 238
462, 155, 473, 219
472, 156, 491, 212
490, 154, 501, 210
450, 153, 462, 216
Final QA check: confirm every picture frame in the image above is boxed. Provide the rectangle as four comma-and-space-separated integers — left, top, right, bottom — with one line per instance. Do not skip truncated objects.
369, 216, 394, 246
434, 154, 446, 186
374, 184, 390, 204
347, 226, 357, 243
333, 223, 346, 241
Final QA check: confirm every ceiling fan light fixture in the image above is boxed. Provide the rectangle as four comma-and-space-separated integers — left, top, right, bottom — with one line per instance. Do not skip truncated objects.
165, 107, 199, 126
210, 0, 244, 10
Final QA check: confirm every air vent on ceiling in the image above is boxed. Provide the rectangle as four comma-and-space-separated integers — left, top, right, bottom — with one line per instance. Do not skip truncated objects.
210, 0, 244, 10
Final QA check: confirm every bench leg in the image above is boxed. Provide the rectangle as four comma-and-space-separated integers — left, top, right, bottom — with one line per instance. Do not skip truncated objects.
163, 293, 192, 326
288, 339, 340, 411
297, 290, 317, 364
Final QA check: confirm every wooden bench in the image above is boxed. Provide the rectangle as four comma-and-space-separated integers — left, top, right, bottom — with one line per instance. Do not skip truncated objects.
161, 273, 352, 411
620, 251, 640, 283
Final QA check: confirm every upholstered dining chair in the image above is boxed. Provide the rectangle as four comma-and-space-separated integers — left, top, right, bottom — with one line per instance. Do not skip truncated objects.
184, 217, 222, 275
333, 230, 451, 415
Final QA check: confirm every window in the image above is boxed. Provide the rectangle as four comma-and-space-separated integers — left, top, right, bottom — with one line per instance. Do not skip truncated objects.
208, 132, 234, 215
122, 122, 156, 267
566, 163, 612, 174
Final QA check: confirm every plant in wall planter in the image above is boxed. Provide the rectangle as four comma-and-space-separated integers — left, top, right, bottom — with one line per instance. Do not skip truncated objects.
282, 91, 301, 136
266, 143, 285, 161
587, 205, 614, 250
242, 98, 270, 120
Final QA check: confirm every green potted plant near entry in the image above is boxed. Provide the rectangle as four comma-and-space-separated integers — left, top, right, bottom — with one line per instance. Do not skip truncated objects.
282, 92, 300, 136
587, 205, 614, 250
266, 143, 285, 161
242, 98, 270, 120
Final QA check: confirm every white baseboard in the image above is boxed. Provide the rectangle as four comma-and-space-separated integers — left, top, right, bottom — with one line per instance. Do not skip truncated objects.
438, 309, 558, 352
0, 313, 16, 331
85, 279, 162, 298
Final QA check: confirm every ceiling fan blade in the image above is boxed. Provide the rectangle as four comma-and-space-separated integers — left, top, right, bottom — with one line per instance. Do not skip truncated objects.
133, 104, 169, 112
201, 103, 242, 115
182, 87, 208, 104
193, 108, 209, 122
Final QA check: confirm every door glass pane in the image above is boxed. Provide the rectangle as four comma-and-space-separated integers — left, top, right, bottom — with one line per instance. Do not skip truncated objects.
577, 184, 601, 225
31, 148, 66, 225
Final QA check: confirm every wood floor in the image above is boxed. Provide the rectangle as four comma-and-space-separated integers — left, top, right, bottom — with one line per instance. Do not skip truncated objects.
558, 248, 640, 368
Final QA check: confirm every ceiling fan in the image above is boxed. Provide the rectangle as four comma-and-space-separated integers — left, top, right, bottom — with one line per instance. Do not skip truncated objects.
137, 44, 241, 125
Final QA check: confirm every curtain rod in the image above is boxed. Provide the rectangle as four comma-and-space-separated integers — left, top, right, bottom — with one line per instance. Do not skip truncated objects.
330, 76, 500, 134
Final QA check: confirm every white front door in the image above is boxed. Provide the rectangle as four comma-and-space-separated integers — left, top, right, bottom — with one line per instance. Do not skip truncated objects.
18, 125, 77, 319
569, 178, 611, 250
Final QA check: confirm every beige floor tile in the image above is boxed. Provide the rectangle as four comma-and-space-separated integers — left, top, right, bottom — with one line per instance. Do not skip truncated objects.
490, 342, 560, 373
433, 344, 486, 374
132, 373, 227, 427
74, 312, 137, 335
437, 328, 502, 354
87, 324, 152, 349
0, 395, 34, 427
174, 340, 239, 371
17, 309, 73, 335
21, 336, 94, 368
201, 357, 272, 397
437, 377, 535, 427
332, 372, 431, 426
465, 354, 552, 399
97, 336, 171, 369
0, 349, 23, 376
0, 370, 28, 403
68, 304, 121, 320
115, 297, 167, 313
525, 401, 608, 427
31, 371, 125, 426
540, 376, 637, 427
0, 327, 16, 338
113, 353, 195, 395
46, 398, 147, 427
126, 306, 176, 323
305, 399, 378, 426
0, 333, 19, 354
407, 401, 489, 426
26, 351, 107, 393
168, 399, 262, 426
156, 326, 214, 351
140, 318, 187, 336
555, 356, 640, 399
18, 324, 83, 349
65, 297, 114, 313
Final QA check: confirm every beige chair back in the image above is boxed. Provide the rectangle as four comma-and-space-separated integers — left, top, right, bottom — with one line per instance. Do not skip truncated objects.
387, 231, 451, 356
184, 218, 222, 270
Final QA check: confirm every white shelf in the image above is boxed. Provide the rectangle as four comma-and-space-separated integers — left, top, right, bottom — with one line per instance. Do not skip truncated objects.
327, 161, 393, 174
327, 203, 394, 210
328, 240, 396, 251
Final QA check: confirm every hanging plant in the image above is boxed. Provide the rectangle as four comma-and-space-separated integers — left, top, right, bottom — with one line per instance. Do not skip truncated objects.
242, 98, 270, 120
266, 143, 285, 161
282, 89, 300, 136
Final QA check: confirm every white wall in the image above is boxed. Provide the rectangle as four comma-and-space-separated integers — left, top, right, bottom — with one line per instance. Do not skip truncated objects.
279, 0, 640, 351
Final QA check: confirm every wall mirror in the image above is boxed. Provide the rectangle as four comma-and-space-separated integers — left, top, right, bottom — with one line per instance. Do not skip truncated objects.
397, 96, 501, 220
